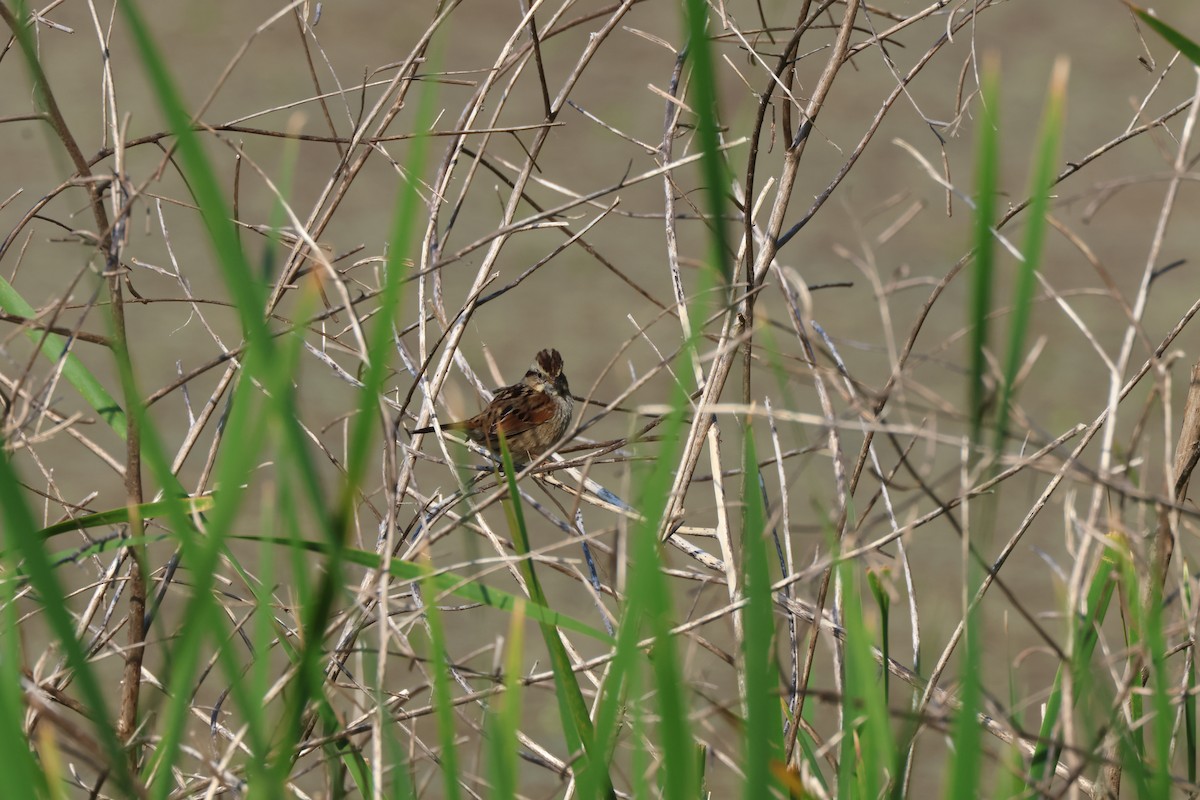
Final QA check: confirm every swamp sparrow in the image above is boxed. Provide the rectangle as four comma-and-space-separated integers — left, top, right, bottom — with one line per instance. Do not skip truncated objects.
414, 349, 574, 462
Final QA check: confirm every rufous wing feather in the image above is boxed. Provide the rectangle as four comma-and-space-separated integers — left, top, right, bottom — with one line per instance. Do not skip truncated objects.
488, 389, 557, 439
412, 348, 571, 459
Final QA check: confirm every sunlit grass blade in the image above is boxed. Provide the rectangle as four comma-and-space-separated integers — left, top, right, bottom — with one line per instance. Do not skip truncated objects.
118, 6, 266, 342
122, 198, 320, 797
591, 577, 646, 797
115, 0, 432, 789
105, 15, 321, 795
132, 282, 319, 796
250, 485, 279, 785
19, 533, 163, 577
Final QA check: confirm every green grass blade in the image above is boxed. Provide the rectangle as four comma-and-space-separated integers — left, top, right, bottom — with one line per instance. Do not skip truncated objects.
741, 430, 782, 798
0, 446, 137, 793
33, 495, 215, 539
1127, 4, 1200, 66
631, 422, 697, 800
1028, 542, 1118, 784
682, 0, 731, 284
793, 702, 830, 797
419, 552, 462, 800
117, 3, 268, 345
133, 291, 317, 797
837, 554, 894, 797
139, 382, 272, 795
88, 6, 335, 787
867, 568, 891, 702
497, 436, 610, 798
0, 277, 126, 438
0, 555, 48, 797
994, 59, 1067, 455
1127, 556, 1173, 796
232, 532, 611, 641
1186, 578, 1197, 784
592, 380, 691, 798
946, 574, 983, 797
2, 0, 126, 438
270, 22, 437, 792
968, 59, 1001, 453
488, 599, 526, 800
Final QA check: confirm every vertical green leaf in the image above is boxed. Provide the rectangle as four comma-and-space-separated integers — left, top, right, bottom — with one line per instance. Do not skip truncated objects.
497, 436, 609, 798
838, 555, 894, 797
741, 430, 782, 798
0, 555, 48, 796
994, 59, 1068, 455
0, 447, 136, 794
419, 553, 462, 800
968, 59, 1001, 453
682, 0, 731, 284
487, 599, 526, 800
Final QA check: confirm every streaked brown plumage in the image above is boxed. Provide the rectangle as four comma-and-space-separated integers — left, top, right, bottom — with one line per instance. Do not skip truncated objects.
414, 349, 574, 461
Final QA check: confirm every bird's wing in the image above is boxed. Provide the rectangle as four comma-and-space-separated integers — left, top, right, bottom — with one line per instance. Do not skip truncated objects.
485, 387, 557, 438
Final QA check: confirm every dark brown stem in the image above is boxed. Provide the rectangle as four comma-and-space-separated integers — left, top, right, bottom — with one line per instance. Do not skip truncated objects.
0, 3, 146, 771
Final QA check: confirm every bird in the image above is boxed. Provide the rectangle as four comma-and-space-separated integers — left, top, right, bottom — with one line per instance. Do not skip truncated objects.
413, 348, 574, 462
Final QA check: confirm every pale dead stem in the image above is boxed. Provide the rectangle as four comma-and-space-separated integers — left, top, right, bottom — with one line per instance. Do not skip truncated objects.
656, 31, 750, 722
0, 2, 148, 782
735, 0, 865, 753
9, 0, 1200, 794
1091, 67, 1200, 799
332, 2, 647, 791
